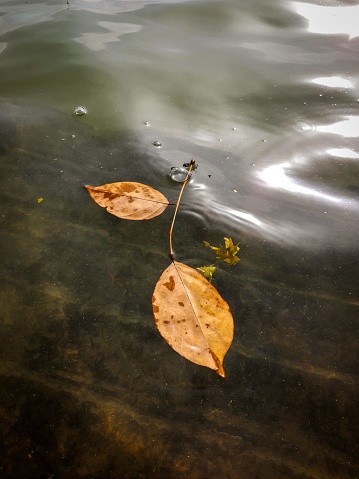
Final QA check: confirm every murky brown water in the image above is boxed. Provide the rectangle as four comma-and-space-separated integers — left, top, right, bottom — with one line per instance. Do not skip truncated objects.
0, 1, 358, 477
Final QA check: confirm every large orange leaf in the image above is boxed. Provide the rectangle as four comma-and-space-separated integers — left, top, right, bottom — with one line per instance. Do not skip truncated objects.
85, 182, 169, 220
152, 261, 234, 377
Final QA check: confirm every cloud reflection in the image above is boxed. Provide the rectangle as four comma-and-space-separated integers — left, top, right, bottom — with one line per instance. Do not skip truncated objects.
74, 22, 141, 51
0, 3, 66, 36
310, 77, 354, 89
327, 148, 359, 160
317, 116, 359, 138
292, 2, 359, 39
258, 163, 341, 203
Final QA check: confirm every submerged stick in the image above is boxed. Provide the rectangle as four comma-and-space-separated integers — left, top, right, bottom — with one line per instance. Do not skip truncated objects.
169, 159, 196, 260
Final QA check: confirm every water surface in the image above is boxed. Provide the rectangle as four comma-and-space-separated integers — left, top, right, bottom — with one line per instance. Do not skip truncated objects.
0, 0, 358, 477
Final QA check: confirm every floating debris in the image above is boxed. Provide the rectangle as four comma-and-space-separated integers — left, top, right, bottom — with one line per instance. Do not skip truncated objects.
183, 161, 198, 171
153, 140, 162, 147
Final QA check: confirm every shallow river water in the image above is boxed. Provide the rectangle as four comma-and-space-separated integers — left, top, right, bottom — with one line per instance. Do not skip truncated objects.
0, 0, 358, 478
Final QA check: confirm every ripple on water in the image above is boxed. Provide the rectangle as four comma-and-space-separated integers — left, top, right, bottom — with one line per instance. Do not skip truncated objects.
291, 119, 316, 134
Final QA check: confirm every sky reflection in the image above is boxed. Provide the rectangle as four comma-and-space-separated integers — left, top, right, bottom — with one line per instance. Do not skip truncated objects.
224, 208, 262, 227
310, 77, 354, 89
292, 2, 359, 39
317, 116, 359, 138
0, 3, 66, 36
74, 22, 142, 51
258, 163, 341, 203
327, 148, 359, 160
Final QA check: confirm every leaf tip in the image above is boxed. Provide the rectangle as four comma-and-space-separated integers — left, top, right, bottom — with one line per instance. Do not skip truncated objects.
216, 364, 226, 378
210, 351, 226, 378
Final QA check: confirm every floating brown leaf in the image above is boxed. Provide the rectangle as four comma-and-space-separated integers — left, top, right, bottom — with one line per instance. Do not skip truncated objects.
152, 260, 234, 377
85, 182, 169, 220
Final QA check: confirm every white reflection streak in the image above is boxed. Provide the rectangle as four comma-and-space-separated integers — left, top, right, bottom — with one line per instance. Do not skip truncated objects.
259, 163, 340, 203
226, 210, 261, 226
327, 148, 359, 160
310, 77, 353, 89
292, 2, 359, 38
190, 183, 262, 227
208, 199, 262, 227
191, 183, 207, 191
317, 116, 359, 138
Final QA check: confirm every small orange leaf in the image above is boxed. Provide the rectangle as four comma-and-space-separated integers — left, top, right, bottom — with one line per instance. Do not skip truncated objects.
152, 261, 234, 377
85, 182, 169, 220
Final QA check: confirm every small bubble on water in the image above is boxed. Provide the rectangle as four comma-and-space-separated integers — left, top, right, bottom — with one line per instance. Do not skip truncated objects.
168, 167, 191, 183
153, 140, 162, 147
74, 106, 87, 116
232, 127, 237, 130
144, 121, 150, 126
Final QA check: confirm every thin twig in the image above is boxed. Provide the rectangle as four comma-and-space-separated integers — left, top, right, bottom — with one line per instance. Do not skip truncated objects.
169, 159, 196, 261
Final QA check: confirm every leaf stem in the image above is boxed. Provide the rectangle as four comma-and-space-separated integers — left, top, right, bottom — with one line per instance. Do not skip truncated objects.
169, 159, 196, 261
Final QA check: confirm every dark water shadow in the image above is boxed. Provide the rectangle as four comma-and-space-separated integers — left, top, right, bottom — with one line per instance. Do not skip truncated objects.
0, 100, 358, 478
